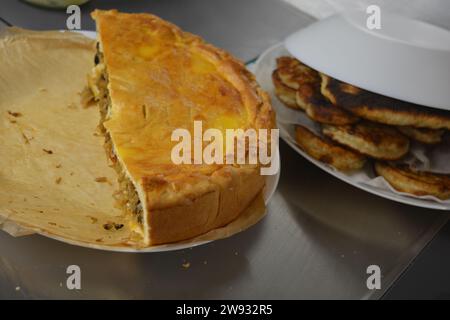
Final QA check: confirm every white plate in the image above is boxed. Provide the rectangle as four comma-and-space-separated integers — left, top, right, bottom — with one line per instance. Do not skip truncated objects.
29, 30, 280, 252
73, 29, 97, 39
285, 10, 450, 110
254, 43, 449, 211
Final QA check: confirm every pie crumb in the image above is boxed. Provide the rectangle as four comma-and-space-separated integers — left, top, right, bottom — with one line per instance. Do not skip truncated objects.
22, 133, 31, 144
88, 216, 98, 224
7, 111, 22, 118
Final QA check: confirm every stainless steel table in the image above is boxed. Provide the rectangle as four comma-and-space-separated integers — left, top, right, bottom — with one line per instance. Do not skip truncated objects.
1, 0, 449, 300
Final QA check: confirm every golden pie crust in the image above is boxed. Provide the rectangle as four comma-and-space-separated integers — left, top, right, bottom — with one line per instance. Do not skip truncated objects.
91, 10, 275, 246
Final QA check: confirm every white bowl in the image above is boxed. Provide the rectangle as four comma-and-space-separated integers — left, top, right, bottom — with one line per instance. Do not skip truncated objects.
285, 10, 450, 110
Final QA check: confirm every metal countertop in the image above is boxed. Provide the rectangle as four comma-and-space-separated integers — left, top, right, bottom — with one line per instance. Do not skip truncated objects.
1, 0, 449, 299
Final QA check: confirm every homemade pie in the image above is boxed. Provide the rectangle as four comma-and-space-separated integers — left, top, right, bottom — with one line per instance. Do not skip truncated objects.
89, 10, 275, 246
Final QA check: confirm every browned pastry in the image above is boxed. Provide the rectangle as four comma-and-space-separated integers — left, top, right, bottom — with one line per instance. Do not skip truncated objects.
322, 122, 410, 160
276, 56, 319, 90
321, 74, 450, 130
375, 162, 450, 200
89, 10, 275, 246
397, 126, 445, 145
272, 69, 298, 109
295, 125, 366, 171
274, 56, 357, 125
297, 89, 359, 126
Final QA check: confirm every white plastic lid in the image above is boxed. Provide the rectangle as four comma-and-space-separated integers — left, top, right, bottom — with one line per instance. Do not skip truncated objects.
284, 10, 450, 110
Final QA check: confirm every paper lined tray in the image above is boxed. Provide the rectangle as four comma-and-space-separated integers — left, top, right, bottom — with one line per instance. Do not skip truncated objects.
254, 43, 450, 210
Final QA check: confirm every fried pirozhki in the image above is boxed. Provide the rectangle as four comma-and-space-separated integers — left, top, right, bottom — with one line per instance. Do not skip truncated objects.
321, 74, 450, 130
295, 125, 366, 171
322, 122, 410, 161
375, 162, 450, 200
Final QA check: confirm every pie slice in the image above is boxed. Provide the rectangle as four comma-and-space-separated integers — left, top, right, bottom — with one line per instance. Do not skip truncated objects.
89, 10, 275, 246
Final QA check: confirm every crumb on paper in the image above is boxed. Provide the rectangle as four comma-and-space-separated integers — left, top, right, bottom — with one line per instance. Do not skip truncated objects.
22, 133, 31, 144
103, 223, 113, 231
88, 216, 98, 224
114, 223, 124, 230
55, 177, 62, 184
39, 88, 47, 93
70, 172, 75, 176
43, 149, 53, 155
103, 222, 124, 231
7, 111, 22, 118
80, 86, 95, 108
55, 164, 62, 169
96, 238, 103, 242
9, 119, 17, 124
48, 222, 57, 226
182, 262, 191, 269
95, 177, 108, 183
67, 103, 77, 110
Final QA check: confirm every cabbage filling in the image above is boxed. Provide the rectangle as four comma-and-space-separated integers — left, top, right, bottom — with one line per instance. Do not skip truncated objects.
90, 47, 144, 228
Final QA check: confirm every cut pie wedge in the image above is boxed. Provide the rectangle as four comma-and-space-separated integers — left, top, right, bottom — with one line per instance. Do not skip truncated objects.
89, 10, 275, 246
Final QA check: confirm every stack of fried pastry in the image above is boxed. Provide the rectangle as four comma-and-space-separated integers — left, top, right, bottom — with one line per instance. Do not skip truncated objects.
272, 56, 450, 200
